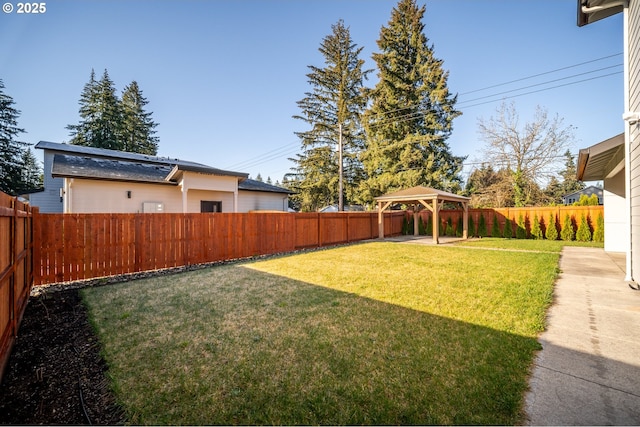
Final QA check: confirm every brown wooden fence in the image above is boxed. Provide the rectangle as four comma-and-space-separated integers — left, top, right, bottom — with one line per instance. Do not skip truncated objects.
413, 206, 604, 237
33, 211, 405, 286
0, 192, 36, 382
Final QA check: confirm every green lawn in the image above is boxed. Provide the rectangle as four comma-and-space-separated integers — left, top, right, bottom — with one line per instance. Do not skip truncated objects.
82, 241, 561, 425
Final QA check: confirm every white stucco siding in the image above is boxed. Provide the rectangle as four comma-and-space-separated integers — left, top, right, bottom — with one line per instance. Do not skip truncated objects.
604, 170, 627, 252
181, 172, 238, 192
237, 191, 289, 212
65, 179, 183, 213
186, 189, 235, 213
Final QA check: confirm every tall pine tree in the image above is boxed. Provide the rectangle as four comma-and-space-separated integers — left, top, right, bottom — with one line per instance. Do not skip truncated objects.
359, 0, 464, 203
68, 70, 159, 155
121, 81, 159, 155
290, 20, 370, 212
0, 79, 28, 195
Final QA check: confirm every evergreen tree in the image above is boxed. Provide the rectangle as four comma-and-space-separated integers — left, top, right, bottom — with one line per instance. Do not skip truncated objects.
425, 214, 432, 235
593, 212, 604, 242
503, 217, 513, 239
0, 79, 27, 195
467, 215, 475, 237
19, 148, 43, 192
68, 69, 159, 155
560, 213, 575, 241
491, 215, 502, 237
121, 81, 159, 155
68, 69, 123, 150
546, 213, 558, 240
477, 213, 487, 237
576, 213, 592, 242
559, 150, 584, 197
516, 213, 527, 239
360, 0, 464, 203
531, 214, 543, 239
291, 20, 370, 212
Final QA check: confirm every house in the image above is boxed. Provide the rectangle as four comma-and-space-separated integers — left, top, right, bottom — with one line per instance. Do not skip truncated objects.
29, 141, 292, 214
562, 185, 603, 205
576, 0, 639, 283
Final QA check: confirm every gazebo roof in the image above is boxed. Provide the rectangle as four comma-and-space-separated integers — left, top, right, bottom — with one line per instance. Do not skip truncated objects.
374, 186, 470, 204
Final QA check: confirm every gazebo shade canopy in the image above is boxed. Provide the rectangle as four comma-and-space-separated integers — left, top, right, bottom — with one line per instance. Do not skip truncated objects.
374, 186, 470, 204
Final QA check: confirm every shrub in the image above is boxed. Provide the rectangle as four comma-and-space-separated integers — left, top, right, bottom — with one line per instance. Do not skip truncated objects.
445, 217, 454, 236
491, 215, 502, 237
456, 216, 464, 237
467, 215, 476, 237
516, 214, 527, 239
425, 214, 433, 236
576, 213, 592, 242
531, 214, 543, 239
402, 215, 412, 235
418, 216, 427, 235
560, 213, 575, 241
503, 217, 513, 239
477, 213, 487, 237
545, 213, 558, 241
593, 212, 605, 243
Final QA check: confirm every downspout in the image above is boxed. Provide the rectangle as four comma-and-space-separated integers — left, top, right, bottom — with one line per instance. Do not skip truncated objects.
622, 1, 633, 282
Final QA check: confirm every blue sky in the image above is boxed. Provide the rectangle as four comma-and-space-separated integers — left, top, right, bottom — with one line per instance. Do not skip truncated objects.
0, 0, 623, 184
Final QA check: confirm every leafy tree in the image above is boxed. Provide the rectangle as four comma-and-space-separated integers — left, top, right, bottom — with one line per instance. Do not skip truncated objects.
593, 212, 604, 242
576, 214, 592, 242
477, 101, 575, 206
477, 213, 487, 237
545, 213, 558, 241
491, 215, 502, 238
359, 0, 464, 203
121, 81, 159, 155
0, 79, 28, 195
290, 20, 370, 212
560, 213, 574, 241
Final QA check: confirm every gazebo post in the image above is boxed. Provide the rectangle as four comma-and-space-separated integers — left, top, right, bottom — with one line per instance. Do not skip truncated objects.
413, 204, 420, 237
432, 198, 439, 244
462, 201, 469, 239
378, 201, 384, 239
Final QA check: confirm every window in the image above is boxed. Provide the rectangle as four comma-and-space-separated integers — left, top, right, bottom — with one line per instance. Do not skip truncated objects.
201, 201, 222, 213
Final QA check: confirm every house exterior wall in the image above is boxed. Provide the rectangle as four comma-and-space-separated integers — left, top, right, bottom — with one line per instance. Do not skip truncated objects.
604, 169, 627, 252
64, 179, 183, 213
629, 0, 640, 280
237, 191, 289, 212
186, 189, 235, 213
29, 150, 63, 213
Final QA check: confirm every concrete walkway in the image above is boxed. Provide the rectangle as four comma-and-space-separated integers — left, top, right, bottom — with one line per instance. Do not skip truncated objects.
524, 247, 640, 425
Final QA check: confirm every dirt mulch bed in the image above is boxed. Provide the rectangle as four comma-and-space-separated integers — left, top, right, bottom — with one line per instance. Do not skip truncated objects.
0, 288, 125, 425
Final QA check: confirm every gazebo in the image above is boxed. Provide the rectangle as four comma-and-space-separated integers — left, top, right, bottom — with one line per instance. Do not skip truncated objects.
374, 186, 471, 244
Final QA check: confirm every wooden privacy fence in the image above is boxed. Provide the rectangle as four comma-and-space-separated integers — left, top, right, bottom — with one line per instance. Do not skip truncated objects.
33, 211, 405, 286
0, 192, 36, 382
413, 206, 604, 237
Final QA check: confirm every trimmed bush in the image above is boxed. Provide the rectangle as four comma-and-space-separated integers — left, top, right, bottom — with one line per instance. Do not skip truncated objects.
576, 213, 592, 242
456, 216, 464, 237
418, 216, 427, 235
467, 215, 476, 237
560, 213, 575, 241
425, 214, 433, 236
516, 214, 527, 239
477, 214, 487, 237
503, 217, 513, 239
491, 215, 502, 237
531, 214, 543, 239
445, 217, 454, 236
593, 212, 604, 243
545, 213, 558, 241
